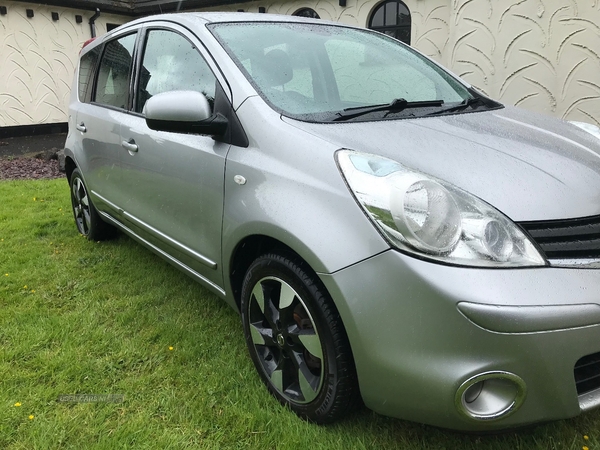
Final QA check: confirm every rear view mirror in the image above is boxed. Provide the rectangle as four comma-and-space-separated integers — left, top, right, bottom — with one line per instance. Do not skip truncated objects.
144, 90, 227, 136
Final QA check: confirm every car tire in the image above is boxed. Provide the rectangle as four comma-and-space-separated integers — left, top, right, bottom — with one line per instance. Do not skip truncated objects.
69, 168, 115, 241
241, 252, 359, 423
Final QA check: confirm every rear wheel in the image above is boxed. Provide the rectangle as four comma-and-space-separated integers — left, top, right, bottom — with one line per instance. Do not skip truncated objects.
69, 168, 115, 240
241, 252, 359, 423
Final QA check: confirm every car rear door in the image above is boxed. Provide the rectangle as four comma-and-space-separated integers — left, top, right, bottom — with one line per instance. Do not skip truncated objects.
117, 23, 230, 290
76, 32, 137, 216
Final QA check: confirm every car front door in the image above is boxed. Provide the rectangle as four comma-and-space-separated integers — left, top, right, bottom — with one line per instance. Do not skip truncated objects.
118, 24, 229, 291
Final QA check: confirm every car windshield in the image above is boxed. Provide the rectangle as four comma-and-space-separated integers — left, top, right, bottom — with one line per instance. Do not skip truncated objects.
209, 22, 481, 122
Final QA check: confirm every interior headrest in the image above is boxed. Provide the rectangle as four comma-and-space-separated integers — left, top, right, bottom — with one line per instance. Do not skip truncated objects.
255, 49, 293, 87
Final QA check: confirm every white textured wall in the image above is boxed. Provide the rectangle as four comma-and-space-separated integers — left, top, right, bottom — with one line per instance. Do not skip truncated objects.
1, 0, 599, 127
427, 0, 600, 126
0, 1, 127, 127
201, 0, 600, 125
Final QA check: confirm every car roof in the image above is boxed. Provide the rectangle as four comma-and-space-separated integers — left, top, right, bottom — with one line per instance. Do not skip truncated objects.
80, 12, 349, 55
182, 11, 330, 25
120, 11, 339, 32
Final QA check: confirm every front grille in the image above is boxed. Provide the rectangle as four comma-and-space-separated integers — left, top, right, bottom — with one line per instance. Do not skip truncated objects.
518, 214, 600, 262
575, 352, 600, 395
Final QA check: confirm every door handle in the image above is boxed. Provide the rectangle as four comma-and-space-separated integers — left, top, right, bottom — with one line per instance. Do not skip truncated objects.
121, 140, 138, 153
76, 123, 87, 132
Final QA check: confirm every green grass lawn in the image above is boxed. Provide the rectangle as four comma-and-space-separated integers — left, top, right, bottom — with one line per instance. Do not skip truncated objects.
1, 178, 598, 449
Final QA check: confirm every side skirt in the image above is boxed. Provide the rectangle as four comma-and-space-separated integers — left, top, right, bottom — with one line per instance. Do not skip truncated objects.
98, 210, 227, 298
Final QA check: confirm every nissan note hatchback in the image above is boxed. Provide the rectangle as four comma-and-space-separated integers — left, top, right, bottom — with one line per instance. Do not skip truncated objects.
64, 12, 600, 431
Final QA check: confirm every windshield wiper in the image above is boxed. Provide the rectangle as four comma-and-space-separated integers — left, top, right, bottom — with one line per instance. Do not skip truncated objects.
333, 98, 444, 122
425, 97, 486, 116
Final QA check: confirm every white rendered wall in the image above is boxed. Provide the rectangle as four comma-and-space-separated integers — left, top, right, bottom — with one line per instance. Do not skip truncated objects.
0, 1, 127, 127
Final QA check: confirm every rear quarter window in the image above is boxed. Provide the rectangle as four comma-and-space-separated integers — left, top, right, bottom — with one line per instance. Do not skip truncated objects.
78, 47, 101, 102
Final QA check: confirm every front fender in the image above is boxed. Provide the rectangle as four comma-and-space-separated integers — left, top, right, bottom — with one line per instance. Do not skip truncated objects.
222, 98, 389, 305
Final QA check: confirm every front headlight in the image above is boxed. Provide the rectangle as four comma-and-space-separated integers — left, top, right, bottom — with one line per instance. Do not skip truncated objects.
337, 150, 547, 267
570, 121, 600, 140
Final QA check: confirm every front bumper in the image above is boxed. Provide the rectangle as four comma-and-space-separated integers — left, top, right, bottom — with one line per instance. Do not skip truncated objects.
319, 250, 600, 431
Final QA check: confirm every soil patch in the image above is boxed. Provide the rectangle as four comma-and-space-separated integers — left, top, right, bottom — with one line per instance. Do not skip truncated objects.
0, 133, 66, 158
0, 133, 66, 180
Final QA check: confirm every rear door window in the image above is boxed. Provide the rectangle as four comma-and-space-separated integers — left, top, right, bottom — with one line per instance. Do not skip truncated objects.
94, 33, 137, 109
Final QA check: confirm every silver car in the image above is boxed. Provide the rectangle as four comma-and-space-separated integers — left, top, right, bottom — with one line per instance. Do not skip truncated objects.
64, 12, 600, 431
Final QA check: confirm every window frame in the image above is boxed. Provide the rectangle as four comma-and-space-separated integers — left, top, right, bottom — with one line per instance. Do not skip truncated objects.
90, 30, 139, 112
368, 0, 411, 45
106, 23, 121, 32
128, 23, 232, 118
133, 26, 221, 115
292, 8, 320, 19
83, 21, 232, 119
78, 45, 102, 103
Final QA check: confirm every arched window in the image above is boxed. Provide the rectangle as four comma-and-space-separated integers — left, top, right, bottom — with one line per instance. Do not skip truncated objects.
293, 8, 320, 19
368, 1, 411, 45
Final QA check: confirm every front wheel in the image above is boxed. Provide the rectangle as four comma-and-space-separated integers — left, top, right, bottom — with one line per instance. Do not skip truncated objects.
240, 253, 359, 423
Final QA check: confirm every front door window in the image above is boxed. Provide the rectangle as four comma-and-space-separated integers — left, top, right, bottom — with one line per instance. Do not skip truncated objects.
136, 29, 217, 113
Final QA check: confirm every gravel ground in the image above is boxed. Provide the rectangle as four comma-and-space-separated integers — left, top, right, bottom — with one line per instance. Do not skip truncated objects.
0, 157, 63, 180
0, 133, 66, 181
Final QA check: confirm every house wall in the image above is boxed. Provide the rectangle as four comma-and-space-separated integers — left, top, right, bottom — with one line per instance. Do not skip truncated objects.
0, 1, 127, 127
1, 0, 599, 127
199, 0, 600, 126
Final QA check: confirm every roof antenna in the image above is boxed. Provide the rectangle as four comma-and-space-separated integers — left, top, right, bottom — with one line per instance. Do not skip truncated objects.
176, 1, 183, 11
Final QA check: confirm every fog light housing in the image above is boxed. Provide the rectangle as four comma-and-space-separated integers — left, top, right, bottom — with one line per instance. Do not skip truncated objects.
455, 371, 526, 421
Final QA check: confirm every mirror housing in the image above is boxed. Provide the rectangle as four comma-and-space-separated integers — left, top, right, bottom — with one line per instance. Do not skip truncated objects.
144, 90, 228, 136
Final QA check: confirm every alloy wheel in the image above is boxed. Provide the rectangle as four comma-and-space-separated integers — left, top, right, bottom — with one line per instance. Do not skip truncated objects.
72, 177, 91, 235
247, 276, 324, 404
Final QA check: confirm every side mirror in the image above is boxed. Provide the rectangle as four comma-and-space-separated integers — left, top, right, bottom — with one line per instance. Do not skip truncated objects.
143, 90, 228, 136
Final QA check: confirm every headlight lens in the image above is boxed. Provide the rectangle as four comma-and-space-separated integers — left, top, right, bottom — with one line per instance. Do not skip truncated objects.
337, 150, 546, 267
389, 174, 462, 253
570, 121, 600, 140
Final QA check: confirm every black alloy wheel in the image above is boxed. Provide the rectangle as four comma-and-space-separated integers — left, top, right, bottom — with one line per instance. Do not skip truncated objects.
69, 168, 115, 240
241, 252, 359, 423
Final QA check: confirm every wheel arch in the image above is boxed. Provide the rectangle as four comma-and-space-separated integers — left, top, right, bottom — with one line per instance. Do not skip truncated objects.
227, 233, 362, 392
228, 234, 306, 311
65, 155, 77, 183
239, 250, 361, 421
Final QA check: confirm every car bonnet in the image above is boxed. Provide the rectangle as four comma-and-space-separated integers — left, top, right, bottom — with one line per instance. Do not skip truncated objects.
282, 106, 600, 222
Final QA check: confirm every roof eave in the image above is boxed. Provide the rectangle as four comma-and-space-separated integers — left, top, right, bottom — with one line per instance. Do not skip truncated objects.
11, 0, 254, 16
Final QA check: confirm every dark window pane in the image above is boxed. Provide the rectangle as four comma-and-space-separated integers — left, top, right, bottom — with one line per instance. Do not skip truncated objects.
94, 33, 136, 109
371, 7, 384, 27
385, 2, 397, 26
369, 1, 411, 45
398, 8, 410, 26
397, 27, 411, 44
293, 8, 320, 19
78, 47, 100, 102
137, 30, 217, 113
